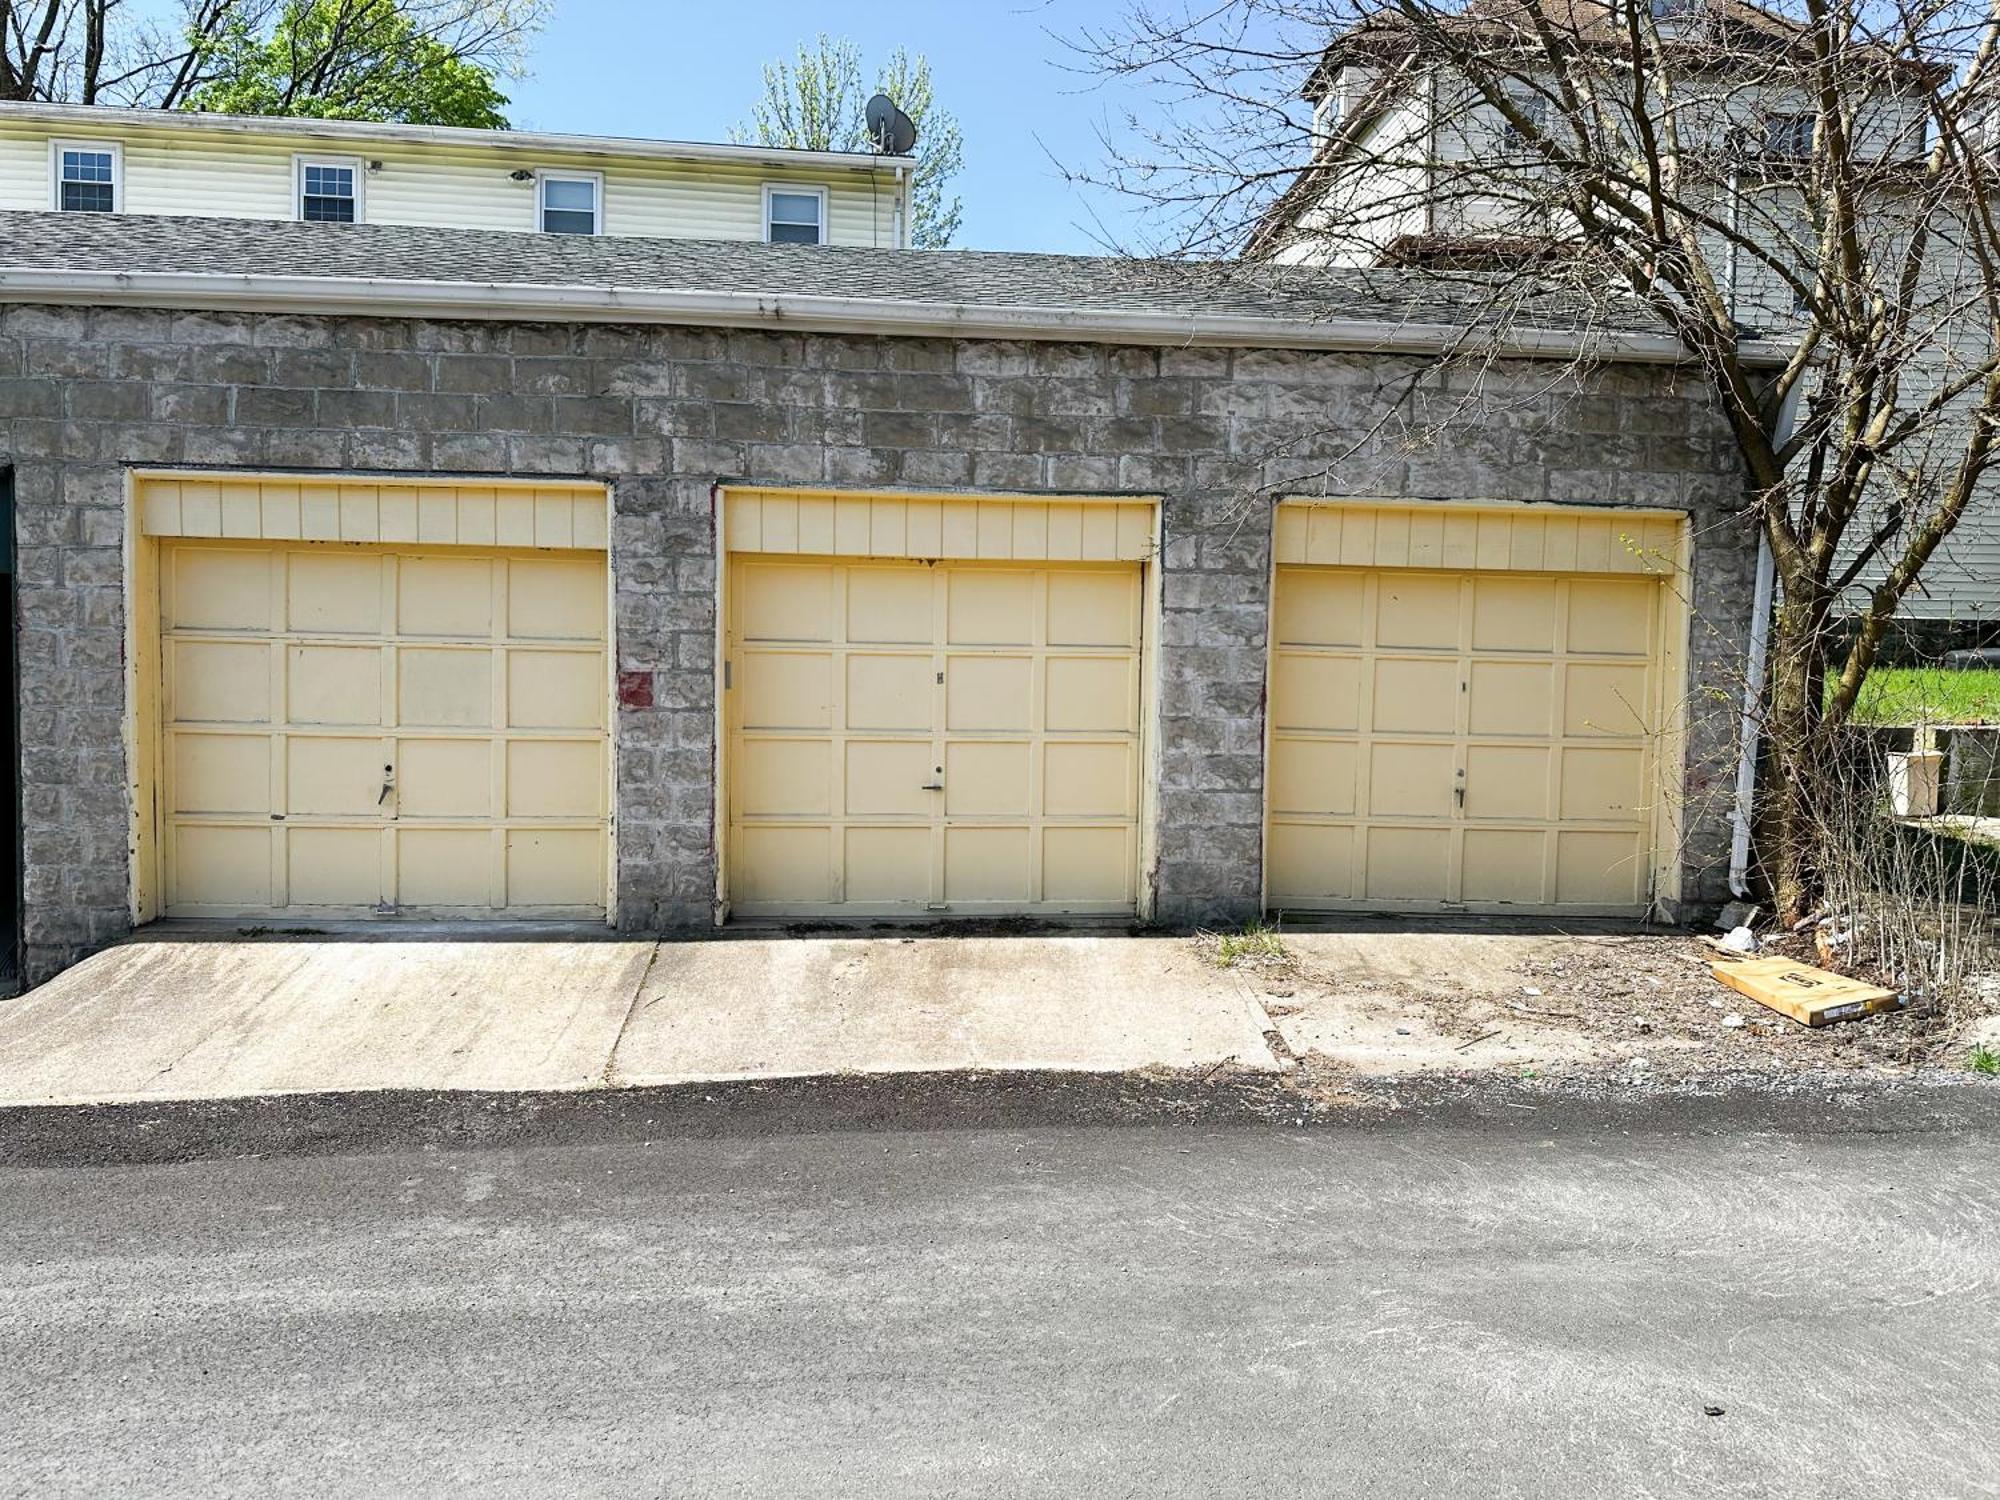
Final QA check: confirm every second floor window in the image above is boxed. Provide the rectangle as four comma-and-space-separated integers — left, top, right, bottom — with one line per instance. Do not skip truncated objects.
56, 145, 118, 212
298, 159, 358, 222
1499, 93, 1549, 152
1765, 113, 1816, 159
539, 174, 600, 234
766, 187, 825, 245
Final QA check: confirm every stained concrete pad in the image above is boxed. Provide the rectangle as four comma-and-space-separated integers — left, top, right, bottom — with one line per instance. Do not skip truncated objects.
611, 935, 1280, 1084
0, 938, 655, 1105
0, 932, 1282, 1109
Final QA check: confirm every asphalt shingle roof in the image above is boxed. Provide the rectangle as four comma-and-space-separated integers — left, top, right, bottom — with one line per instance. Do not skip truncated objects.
0, 209, 1667, 339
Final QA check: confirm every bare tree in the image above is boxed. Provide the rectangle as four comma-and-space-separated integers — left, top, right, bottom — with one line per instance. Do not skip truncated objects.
1071, 0, 2000, 921
0, 0, 543, 116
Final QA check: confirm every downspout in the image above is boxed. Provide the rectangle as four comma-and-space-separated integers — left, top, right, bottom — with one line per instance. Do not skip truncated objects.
1728, 378, 1801, 898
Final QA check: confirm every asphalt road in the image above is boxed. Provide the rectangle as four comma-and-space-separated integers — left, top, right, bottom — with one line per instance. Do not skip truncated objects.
2, 1112, 1995, 1498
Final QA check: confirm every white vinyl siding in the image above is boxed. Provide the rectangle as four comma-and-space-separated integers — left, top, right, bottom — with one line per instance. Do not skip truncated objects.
0, 121, 901, 247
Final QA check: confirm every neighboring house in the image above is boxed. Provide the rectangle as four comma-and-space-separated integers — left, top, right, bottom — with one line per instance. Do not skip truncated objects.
1250, 0, 2000, 633
0, 102, 911, 248
0, 182, 1770, 984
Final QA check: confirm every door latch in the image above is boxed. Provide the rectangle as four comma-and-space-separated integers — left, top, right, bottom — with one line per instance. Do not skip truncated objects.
921, 766, 944, 791
378, 764, 396, 805
1454, 766, 1466, 809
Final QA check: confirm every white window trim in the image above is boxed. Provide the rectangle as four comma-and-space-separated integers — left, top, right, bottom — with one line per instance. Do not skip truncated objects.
763, 182, 829, 245
49, 138, 123, 213
535, 168, 604, 235
292, 153, 365, 224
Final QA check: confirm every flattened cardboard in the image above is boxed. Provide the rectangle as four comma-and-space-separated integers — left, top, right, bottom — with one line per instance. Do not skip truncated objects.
1708, 956, 1900, 1027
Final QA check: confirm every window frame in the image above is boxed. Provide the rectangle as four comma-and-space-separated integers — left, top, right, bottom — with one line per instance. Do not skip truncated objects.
1497, 90, 1551, 154
763, 182, 829, 246
535, 169, 604, 236
293, 153, 364, 224
1763, 113, 1817, 160
49, 139, 123, 214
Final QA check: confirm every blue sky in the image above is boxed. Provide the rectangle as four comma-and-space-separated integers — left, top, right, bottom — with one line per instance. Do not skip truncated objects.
504, 0, 1147, 254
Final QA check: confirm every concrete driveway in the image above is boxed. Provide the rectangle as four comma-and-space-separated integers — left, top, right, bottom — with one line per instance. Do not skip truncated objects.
0, 931, 1281, 1107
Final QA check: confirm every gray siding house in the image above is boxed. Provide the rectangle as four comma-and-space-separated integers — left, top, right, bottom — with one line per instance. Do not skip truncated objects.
0, 211, 1763, 983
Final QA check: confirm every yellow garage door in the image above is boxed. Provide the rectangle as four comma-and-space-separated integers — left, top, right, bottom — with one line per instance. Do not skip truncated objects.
1267, 567, 1663, 914
160, 539, 609, 918
727, 556, 1143, 915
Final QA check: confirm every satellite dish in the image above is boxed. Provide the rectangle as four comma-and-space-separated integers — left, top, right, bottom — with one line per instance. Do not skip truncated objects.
865, 92, 918, 155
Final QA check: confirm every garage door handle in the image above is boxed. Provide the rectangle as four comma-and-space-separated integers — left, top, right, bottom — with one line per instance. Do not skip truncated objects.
921, 780, 944, 791
378, 765, 396, 805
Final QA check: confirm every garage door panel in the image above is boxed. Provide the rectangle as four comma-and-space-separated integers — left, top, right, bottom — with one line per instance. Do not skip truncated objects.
399, 737, 493, 818
1471, 576, 1558, 652
1045, 657, 1131, 733
172, 548, 272, 632
505, 829, 603, 906
738, 738, 832, 817
287, 827, 381, 906
162, 536, 610, 920
742, 651, 831, 730
1464, 744, 1551, 820
1559, 746, 1647, 821
1467, 661, 1553, 737
508, 557, 605, 641
1564, 663, 1652, 737
1556, 830, 1645, 905
946, 741, 1030, 816
1462, 829, 1550, 904
399, 647, 491, 728
1569, 579, 1652, 655
1041, 827, 1130, 902
173, 825, 274, 907
397, 556, 492, 638
507, 740, 603, 819
288, 645, 382, 726
948, 570, 1034, 645
1271, 654, 1360, 733
845, 740, 933, 816
1376, 575, 1460, 649
1268, 821, 1353, 901
1273, 568, 1363, 647
1047, 571, 1136, 647
741, 562, 833, 642
1043, 742, 1132, 818
947, 656, 1033, 732
1371, 658, 1457, 734
287, 736, 389, 817
173, 641, 271, 723
1268, 560, 1662, 915
844, 827, 931, 902
172, 733, 270, 815
399, 828, 493, 906
735, 826, 831, 903
945, 826, 1031, 903
1368, 742, 1455, 818
287, 552, 383, 635
846, 566, 930, 644
849, 653, 933, 731
507, 650, 603, 731
1364, 827, 1451, 900
1269, 738, 1357, 817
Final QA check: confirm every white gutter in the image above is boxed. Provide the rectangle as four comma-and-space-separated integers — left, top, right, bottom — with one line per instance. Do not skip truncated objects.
1727, 379, 1803, 899
0, 266, 1798, 363
0, 100, 895, 174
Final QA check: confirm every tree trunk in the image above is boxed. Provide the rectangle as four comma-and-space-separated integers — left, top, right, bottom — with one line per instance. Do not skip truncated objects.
1761, 592, 1828, 923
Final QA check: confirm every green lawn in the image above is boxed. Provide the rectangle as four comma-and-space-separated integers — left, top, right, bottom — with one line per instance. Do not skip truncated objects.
1838, 667, 2000, 726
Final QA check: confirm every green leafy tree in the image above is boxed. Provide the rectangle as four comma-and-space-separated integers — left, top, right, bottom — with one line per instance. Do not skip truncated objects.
0, 1, 541, 122
734, 34, 964, 248
186, 0, 527, 127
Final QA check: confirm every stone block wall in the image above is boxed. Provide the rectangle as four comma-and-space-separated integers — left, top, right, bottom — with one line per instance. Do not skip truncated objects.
0, 304, 1754, 979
